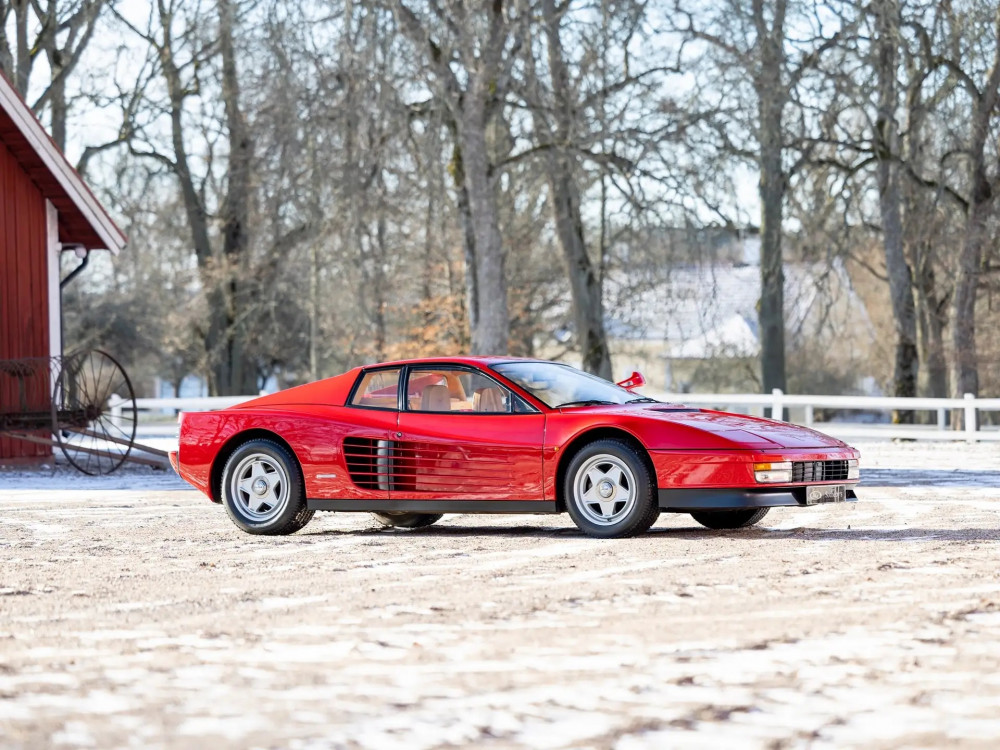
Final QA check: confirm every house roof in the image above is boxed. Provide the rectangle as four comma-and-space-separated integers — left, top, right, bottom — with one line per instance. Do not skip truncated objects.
0, 71, 125, 254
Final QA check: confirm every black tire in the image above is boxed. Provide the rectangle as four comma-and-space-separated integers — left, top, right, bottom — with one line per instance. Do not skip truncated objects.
220, 439, 314, 535
690, 508, 769, 530
563, 438, 659, 538
372, 512, 443, 529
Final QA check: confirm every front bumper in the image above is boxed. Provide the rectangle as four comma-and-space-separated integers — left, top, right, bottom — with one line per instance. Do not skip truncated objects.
658, 486, 858, 511
649, 448, 860, 488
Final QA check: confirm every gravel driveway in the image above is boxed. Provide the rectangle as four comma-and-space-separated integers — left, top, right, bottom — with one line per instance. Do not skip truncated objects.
2, 442, 1000, 749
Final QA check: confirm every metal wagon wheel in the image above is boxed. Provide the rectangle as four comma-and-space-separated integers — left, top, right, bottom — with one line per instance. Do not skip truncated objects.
53, 349, 137, 475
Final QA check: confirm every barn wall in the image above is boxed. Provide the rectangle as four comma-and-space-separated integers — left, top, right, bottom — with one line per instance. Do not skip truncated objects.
1, 137, 52, 460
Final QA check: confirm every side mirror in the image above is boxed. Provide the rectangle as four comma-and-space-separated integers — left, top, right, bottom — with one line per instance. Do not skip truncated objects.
616, 371, 646, 391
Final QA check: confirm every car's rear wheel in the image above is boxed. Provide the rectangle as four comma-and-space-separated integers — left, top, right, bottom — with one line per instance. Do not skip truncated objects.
221, 439, 314, 535
564, 439, 659, 538
690, 508, 769, 530
372, 512, 443, 529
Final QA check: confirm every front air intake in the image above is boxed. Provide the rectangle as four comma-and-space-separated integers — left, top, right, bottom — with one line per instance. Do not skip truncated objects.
792, 460, 849, 482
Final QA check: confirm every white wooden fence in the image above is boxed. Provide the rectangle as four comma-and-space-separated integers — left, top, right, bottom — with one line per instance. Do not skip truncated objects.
113, 389, 1000, 443
645, 389, 1000, 442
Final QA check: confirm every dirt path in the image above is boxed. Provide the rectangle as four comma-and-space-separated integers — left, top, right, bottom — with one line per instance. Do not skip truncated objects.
2, 443, 1000, 749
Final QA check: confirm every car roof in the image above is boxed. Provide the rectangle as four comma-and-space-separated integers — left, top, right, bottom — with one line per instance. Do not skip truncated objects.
360, 356, 549, 369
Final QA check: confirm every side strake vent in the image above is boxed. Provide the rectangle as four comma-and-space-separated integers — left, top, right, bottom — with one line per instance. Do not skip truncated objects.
343, 438, 514, 494
343, 437, 390, 490
792, 460, 849, 483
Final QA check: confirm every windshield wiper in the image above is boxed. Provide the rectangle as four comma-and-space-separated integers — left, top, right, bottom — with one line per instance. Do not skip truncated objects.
627, 396, 659, 403
555, 399, 617, 408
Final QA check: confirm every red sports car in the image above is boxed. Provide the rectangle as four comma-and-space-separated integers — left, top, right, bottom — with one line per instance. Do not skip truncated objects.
170, 357, 860, 538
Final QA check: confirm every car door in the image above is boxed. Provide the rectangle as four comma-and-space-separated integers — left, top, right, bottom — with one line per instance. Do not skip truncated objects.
393, 365, 545, 500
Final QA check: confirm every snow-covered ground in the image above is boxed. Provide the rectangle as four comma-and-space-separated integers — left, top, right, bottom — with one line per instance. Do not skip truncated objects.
1, 440, 999, 749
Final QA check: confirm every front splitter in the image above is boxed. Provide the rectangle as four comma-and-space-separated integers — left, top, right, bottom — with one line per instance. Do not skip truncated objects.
658, 487, 858, 511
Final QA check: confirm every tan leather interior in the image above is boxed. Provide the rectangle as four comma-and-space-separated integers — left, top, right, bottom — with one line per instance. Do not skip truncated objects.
420, 384, 451, 411
473, 387, 505, 413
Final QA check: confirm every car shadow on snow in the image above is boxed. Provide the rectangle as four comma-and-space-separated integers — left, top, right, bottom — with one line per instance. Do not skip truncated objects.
657, 526, 1000, 542
306, 523, 583, 539
302, 522, 1000, 543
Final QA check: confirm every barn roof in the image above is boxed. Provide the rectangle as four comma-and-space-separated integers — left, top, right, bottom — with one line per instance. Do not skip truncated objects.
0, 71, 125, 254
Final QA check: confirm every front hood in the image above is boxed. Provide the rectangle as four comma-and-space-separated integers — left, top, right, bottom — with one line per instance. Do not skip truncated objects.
565, 403, 847, 449
650, 408, 846, 449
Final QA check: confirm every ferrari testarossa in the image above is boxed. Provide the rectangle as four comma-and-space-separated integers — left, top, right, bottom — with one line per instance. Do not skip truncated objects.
170, 357, 860, 538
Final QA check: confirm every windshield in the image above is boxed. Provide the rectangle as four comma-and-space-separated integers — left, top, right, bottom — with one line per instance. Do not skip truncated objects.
493, 362, 656, 408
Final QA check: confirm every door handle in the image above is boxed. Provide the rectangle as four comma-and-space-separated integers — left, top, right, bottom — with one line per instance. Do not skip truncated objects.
394, 432, 402, 438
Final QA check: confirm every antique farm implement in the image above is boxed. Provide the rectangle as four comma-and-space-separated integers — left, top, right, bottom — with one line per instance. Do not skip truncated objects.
0, 349, 163, 474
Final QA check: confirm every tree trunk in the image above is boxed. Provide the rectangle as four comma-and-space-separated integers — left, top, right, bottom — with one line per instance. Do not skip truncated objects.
309, 243, 319, 382
12, 0, 30, 94
758, 139, 786, 394
46, 65, 67, 151
156, 10, 223, 392
548, 164, 612, 378
915, 265, 948, 398
903, 50, 946, 400
373, 210, 388, 361
448, 138, 480, 338
460, 83, 509, 355
540, 0, 612, 379
217, 0, 255, 396
0, 11, 12, 77
873, 0, 918, 417
754, 1, 787, 394
951, 196, 988, 399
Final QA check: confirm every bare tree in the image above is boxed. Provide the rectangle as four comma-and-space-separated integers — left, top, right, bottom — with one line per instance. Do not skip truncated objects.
215, 0, 256, 394
113, 0, 262, 394
947, 6, 1000, 399
514, 0, 610, 377
675, 0, 848, 394
392, 0, 526, 355
871, 0, 919, 409
0, 0, 106, 149
0, 0, 33, 93
32, 0, 104, 149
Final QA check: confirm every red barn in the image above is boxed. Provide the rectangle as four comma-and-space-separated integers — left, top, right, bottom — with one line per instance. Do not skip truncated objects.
0, 72, 126, 463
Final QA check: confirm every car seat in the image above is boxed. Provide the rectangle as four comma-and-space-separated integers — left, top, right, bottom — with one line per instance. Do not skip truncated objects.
420, 384, 451, 411
473, 387, 505, 413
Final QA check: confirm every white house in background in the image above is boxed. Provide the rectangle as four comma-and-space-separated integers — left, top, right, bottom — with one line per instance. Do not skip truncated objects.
538, 231, 878, 393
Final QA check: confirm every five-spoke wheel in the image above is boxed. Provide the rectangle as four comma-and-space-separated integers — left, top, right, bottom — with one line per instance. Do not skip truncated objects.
230, 453, 288, 522
573, 454, 637, 526
564, 439, 659, 538
221, 439, 314, 535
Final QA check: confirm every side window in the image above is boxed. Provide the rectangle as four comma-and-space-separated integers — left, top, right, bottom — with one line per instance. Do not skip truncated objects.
407, 369, 513, 413
513, 395, 535, 413
350, 368, 401, 409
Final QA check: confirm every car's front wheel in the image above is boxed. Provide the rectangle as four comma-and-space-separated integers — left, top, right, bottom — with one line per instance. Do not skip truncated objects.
564, 439, 659, 538
690, 508, 769, 530
372, 512, 443, 529
221, 439, 314, 535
